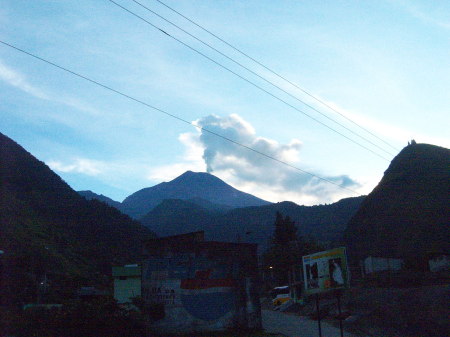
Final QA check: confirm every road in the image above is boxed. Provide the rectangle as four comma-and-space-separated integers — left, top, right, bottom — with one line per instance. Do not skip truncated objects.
262, 309, 359, 337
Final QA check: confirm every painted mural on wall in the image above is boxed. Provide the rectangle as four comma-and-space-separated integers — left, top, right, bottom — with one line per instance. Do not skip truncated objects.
143, 252, 237, 321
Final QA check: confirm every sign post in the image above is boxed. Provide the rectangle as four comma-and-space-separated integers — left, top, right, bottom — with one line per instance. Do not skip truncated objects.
302, 247, 350, 337
315, 293, 322, 337
337, 292, 344, 337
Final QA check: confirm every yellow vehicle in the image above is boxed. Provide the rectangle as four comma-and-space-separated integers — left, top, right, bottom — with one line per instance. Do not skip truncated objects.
270, 286, 291, 307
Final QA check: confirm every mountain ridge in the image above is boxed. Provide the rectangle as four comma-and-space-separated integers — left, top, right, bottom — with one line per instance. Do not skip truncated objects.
78, 190, 122, 209
140, 195, 365, 251
120, 170, 271, 219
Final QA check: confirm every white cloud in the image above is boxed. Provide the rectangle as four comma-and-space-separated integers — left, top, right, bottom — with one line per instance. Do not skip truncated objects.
149, 113, 361, 205
47, 158, 103, 176
196, 113, 302, 171
147, 132, 206, 182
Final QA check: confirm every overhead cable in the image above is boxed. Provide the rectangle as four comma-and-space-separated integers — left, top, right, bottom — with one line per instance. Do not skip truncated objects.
0, 39, 360, 196
129, 0, 395, 157
152, 0, 400, 153
107, 0, 392, 162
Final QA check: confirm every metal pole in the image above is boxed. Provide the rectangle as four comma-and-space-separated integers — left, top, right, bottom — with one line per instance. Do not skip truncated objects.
315, 293, 322, 337
337, 293, 344, 337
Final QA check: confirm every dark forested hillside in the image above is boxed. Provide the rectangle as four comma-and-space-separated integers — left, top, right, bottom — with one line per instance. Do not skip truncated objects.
343, 143, 450, 265
0, 133, 154, 305
140, 196, 364, 251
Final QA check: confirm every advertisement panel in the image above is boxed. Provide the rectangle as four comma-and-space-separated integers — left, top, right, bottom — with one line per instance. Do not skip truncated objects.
302, 247, 349, 295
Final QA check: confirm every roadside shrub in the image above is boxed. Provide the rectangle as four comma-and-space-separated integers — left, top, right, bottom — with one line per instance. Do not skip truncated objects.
6, 297, 147, 337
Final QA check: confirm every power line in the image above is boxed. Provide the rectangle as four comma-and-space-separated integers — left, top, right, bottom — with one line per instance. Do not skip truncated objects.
107, 0, 392, 162
152, 0, 400, 153
0, 39, 360, 196
129, 0, 395, 157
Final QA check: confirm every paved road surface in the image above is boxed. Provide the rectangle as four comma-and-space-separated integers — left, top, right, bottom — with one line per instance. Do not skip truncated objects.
262, 309, 358, 337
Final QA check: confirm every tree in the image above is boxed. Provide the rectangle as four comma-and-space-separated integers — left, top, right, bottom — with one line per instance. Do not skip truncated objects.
263, 212, 323, 286
263, 212, 298, 285
272, 212, 298, 245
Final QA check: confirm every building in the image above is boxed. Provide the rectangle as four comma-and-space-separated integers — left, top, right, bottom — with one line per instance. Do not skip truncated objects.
428, 254, 450, 272
112, 264, 142, 304
141, 231, 261, 334
361, 256, 403, 276
288, 263, 303, 304
77, 286, 108, 301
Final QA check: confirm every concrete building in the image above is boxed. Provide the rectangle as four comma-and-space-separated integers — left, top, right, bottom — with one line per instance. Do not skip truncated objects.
428, 254, 450, 272
287, 263, 303, 304
112, 264, 142, 304
141, 231, 261, 334
361, 256, 403, 276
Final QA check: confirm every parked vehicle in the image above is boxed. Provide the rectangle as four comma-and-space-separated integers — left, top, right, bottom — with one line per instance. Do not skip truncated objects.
270, 286, 291, 307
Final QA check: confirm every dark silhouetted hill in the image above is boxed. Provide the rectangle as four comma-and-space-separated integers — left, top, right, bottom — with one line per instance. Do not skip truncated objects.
0, 132, 154, 305
343, 143, 450, 265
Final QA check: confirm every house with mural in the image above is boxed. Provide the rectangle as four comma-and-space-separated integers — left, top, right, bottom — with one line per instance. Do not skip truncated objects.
141, 231, 262, 334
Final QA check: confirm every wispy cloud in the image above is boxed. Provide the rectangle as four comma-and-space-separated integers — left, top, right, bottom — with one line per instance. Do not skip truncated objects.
47, 156, 158, 197
391, 0, 450, 30
0, 59, 101, 116
313, 98, 450, 149
0, 59, 49, 99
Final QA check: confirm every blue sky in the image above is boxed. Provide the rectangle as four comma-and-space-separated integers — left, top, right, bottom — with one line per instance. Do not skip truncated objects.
1, 0, 449, 205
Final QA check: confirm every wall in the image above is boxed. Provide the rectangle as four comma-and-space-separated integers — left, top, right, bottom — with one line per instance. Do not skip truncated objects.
112, 266, 142, 304
114, 276, 141, 304
429, 255, 450, 272
363, 256, 403, 275
288, 264, 303, 303
141, 237, 261, 334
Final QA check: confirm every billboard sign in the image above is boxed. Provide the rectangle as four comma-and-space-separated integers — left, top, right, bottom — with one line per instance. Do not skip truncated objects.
302, 247, 349, 295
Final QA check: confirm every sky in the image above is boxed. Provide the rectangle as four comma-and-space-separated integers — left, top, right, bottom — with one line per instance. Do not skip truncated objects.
1, 0, 449, 205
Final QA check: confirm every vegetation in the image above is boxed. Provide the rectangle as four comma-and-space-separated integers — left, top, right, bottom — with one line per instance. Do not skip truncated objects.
263, 212, 322, 284
0, 132, 155, 306
141, 197, 364, 252
341, 285, 450, 337
1, 297, 147, 337
344, 143, 450, 266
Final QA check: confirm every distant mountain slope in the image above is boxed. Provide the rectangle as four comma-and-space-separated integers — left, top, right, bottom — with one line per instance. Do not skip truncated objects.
121, 171, 270, 219
140, 199, 219, 237
78, 190, 122, 209
343, 143, 450, 264
141, 196, 364, 251
0, 132, 154, 305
